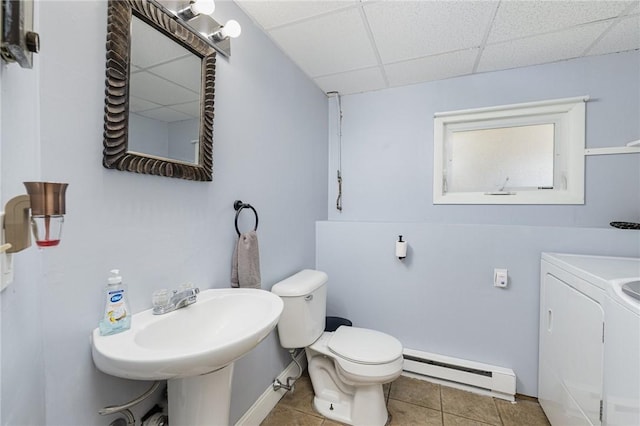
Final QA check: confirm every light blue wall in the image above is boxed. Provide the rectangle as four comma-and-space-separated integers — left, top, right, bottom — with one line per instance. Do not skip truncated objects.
327, 51, 640, 226
1, 1, 327, 425
316, 222, 640, 396
319, 51, 640, 397
0, 8, 46, 422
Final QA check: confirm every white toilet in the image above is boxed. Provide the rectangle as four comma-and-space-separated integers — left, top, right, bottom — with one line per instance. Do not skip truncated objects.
271, 269, 403, 425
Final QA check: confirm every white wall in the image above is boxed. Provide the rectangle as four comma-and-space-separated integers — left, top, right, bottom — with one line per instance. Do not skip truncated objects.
319, 51, 640, 397
1, 1, 327, 425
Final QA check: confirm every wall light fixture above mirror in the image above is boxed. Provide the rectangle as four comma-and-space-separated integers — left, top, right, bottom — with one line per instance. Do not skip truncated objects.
176, 0, 215, 21
156, 0, 242, 58
102, 0, 216, 181
433, 96, 588, 204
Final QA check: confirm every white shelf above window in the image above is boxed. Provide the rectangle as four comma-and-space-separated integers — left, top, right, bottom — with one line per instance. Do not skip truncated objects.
584, 141, 640, 156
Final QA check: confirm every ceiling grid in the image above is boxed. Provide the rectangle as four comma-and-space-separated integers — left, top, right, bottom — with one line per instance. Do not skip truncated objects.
236, 0, 640, 95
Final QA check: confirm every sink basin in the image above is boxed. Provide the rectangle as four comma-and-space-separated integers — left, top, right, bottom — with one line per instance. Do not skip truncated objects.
92, 288, 283, 380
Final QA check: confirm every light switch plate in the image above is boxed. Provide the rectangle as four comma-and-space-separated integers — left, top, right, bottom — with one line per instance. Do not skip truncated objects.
494, 268, 508, 288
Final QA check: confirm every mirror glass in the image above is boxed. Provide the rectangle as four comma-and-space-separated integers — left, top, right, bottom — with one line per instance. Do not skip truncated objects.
103, 0, 216, 181
128, 16, 202, 164
447, 124, 555, 193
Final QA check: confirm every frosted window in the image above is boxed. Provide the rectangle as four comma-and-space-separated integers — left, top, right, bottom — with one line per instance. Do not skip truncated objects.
433, 96, 587, 204
448, 124, 555, 193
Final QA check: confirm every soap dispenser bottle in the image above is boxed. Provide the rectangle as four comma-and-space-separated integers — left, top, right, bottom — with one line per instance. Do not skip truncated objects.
99, 269, 131, 336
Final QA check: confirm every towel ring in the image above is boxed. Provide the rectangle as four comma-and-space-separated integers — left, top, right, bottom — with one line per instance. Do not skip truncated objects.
234, 200, 258, 236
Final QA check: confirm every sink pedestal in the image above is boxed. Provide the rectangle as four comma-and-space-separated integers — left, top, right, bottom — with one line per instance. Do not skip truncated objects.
168, 363, 234, 426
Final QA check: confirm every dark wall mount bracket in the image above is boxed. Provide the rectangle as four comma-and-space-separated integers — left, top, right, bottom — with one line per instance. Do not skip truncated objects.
1, 0, 40, 68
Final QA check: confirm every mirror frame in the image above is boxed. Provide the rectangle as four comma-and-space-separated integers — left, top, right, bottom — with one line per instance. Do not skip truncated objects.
103, 0, 216, 181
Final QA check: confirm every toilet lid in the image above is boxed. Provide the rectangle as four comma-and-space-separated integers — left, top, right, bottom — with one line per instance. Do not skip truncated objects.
328, 326, 402, 365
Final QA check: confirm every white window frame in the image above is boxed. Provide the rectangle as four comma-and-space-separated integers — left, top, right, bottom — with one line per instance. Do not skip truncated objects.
433, 96, 588, 205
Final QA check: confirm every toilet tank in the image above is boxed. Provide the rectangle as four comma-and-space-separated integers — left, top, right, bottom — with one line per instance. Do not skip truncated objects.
271, 269, 328, 349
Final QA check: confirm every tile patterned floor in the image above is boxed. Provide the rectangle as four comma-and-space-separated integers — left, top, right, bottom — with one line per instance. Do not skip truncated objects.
261, 374, 550, 426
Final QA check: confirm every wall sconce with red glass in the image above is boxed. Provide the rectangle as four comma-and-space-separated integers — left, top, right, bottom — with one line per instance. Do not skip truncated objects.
3, 182, 68, 252
1, 182, 68, 291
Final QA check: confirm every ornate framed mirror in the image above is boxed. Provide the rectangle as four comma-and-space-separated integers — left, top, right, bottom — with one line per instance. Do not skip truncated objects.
103, 0, 216, 181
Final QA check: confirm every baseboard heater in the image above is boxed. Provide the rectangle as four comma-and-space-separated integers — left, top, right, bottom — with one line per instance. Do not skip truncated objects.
402, 348, 516, 401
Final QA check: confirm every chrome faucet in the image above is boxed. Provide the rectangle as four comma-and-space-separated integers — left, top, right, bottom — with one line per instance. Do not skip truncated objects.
152, 286, 200, 315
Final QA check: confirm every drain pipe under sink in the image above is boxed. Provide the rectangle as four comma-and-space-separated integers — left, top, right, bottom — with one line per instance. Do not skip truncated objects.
99, 381, 162, 425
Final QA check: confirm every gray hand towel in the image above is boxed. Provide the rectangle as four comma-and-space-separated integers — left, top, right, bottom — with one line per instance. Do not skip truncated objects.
231, 230, 261, 288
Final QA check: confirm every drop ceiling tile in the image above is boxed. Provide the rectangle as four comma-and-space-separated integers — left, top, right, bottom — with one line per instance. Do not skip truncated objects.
130, 72, 200, 106
237, 1, 640, 95
587, 14, 640, 55
169, 101, 201, 118
385, 49, 478, 88
129, 96, 161, 113
629, 2, 640, 14
236, 0, 356, 30
488, 1, 633, 43
135, 108, 193, 123
314, 66, 386, 95
364, 1, 498, 64
477, 21, 612, 73
269, 8, 378, 77
149, 56, 203, 93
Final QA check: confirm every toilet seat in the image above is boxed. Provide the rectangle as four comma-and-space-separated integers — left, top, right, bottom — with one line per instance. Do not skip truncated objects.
332, 352, 404, 385
308, 327, 403, 386
328, 326, 402, 365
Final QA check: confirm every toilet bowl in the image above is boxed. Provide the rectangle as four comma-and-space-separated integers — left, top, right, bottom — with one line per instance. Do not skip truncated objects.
271, 270, 403, 425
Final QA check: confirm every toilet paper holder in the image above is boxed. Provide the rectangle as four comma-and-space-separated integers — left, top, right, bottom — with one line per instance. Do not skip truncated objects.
396, 235, 407, 260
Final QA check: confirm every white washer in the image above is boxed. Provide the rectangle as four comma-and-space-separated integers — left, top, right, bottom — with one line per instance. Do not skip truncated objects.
603, 277, 640, 426
539, 253, 640, 426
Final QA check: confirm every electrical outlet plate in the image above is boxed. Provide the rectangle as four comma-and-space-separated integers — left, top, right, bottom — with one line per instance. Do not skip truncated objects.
1, 212, 15, 291
494, 268, 508, 288
1, 252, 13, 292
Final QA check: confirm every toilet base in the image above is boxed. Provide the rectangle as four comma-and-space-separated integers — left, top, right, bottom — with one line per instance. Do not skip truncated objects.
307, 353, 390, 425
313, 395, 352, 424
312, 385, 389, 426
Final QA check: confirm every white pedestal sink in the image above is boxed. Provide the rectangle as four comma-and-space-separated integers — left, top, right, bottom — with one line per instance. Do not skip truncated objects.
91, 288, 283, 425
